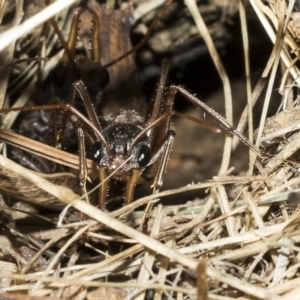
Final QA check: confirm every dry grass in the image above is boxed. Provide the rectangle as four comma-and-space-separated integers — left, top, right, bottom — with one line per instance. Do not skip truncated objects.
0, 0, 300, 299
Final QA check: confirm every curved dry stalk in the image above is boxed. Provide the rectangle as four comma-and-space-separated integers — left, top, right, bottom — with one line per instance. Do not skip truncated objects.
0, 0, 24, 109
0, 129, 97, 172
238, 0, 255, 174
185, 0, 237, 238
254, 0, 295, 148
185, 0, 232, 176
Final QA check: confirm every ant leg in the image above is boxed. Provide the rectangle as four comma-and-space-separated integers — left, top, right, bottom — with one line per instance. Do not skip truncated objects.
151, 131, 175, 191
173, 85, 261, 155
73, 81, 102, 133
125, 169, 141, 206
0, 97, 108, 148
142, 131, 175, 234
147, 59, 171, 128
98, 167, 109, 212
99, 167, 141, 210
49, 98, 60, 172
146, 60, 172, 149
87, 8, 101, 63
49, 7, 85, 66
78, 126, 89, 202
48, 85, 76, 172
52, 83, 77, 153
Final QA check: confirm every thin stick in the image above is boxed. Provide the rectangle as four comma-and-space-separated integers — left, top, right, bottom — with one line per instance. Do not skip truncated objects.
0, 0, 24, 109
31, 221, 96, 293
179, 222, 286, 254
231, 77, 267, 150
185, 0, 236, 238
0, 0, 77, 51
185, 0, 233, 176
0, 129, 96, 172
249, 0, 300, 85
254, 0, 294, 147
197, 260, 208, 300
238, 0, 255, 175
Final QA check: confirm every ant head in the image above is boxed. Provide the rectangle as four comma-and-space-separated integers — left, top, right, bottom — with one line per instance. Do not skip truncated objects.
90, 123, 151, 179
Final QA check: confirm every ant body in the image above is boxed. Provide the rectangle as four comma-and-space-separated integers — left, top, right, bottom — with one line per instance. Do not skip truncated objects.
0, 1, 259, 214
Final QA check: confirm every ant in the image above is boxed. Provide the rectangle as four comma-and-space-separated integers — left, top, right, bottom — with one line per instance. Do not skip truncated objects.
0, 1, 260, 216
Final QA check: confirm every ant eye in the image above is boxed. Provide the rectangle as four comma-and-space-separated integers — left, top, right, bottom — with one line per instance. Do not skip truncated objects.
90, 141, 103, 165
137, 144, 151, 167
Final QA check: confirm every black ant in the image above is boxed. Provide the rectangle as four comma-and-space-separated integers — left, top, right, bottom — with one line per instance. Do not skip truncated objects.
0, 1, 260, 215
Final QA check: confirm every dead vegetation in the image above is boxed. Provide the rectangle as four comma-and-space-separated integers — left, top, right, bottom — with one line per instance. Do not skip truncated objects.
0, 0, 300, 299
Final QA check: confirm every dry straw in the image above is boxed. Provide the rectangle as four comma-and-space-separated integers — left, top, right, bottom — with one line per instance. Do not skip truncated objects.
1, 0, 300, 299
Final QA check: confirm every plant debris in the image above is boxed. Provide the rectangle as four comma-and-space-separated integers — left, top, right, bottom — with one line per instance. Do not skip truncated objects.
0, 0, 300, 299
